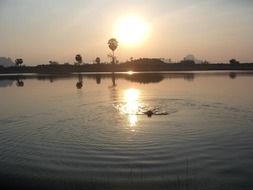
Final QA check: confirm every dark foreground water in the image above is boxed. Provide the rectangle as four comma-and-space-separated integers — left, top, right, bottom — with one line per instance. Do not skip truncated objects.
0, 71, 253, 190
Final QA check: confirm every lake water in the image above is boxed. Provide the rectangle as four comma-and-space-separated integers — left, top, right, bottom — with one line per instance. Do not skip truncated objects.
0, 71, 253, 190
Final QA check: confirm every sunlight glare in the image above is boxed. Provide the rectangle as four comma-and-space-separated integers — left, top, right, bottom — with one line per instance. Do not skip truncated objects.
123, 88, 141, 128
127, 71, 134, 75
124, 88, 140, 103
115, 15, 149, 46
129, 115, 138, 128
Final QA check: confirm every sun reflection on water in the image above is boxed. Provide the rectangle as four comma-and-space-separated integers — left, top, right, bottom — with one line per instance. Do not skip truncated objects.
128, 115, 138, 131
127, 71, 134, 75
123, 88, 141, 130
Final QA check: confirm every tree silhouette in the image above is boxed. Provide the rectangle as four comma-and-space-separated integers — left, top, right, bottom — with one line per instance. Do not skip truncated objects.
15, 59, 23, 67
179, 59, 195, 65
49, 61, 59, 65
75, 54, 83, 65
229, 59, 240, 65
95, 57, 101, 64
108, 38, 118, 65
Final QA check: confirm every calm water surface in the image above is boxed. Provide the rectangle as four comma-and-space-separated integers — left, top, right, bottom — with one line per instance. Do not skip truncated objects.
0, 72, 253, 189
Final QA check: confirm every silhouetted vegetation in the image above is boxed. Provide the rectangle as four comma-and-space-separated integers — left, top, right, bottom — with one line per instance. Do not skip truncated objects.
75, 54, 83, 66
95, 57, 101, 65
15, 59, 23, 67
229, 59, 240, 65
123, 58, 166, 67
1, 58, 253, 74
49, 61, 60, 65
108, 38, 118, 64
201, 60, 210, 65
179, 60, 195, 65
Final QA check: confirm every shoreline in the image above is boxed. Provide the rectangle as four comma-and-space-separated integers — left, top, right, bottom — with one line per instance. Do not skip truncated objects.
1, 63, 253, 74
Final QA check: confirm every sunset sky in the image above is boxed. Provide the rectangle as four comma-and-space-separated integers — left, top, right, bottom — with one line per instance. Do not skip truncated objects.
0, 0, 253, 65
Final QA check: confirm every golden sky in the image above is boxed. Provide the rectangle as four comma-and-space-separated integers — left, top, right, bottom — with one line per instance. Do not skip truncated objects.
0, 0, 253, 65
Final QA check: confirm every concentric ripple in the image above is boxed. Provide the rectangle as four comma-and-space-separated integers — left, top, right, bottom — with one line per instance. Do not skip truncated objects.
0, 73, 253, 189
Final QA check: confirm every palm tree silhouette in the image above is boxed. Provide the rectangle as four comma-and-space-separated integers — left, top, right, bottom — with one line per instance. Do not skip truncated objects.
15, 59, 23, 67
75, 54, 82, 65
108, 38, 118, 65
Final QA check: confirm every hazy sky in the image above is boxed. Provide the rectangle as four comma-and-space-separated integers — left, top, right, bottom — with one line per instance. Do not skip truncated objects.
0, 0, 253, 65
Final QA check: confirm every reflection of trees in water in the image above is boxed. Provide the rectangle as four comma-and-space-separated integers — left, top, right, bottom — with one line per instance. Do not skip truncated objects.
96, 74, 101, 84
183, 74, 195, 81
229, 72, 237, 79
112, 72, 116, 87
76, 74, 83, 89
125, 73, 164, 84
0, 72, 198, 87
49, 76, 54, 83
0, 80, 13, 88
0, 76, 25, 87
165, 73, 195, 81
73, 73, 165, 85
109, 85, 118, 102
16, 79, 24, 87
109, 72, 118, 102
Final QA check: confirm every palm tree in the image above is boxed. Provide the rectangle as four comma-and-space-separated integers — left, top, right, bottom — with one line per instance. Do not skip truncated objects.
15, 59, 23, 67
108, 38, 118, 65
95, 57, 101, 64
75, 54, 82, 65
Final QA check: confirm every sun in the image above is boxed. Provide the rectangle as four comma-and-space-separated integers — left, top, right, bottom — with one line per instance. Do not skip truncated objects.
115, 15, 149, 46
